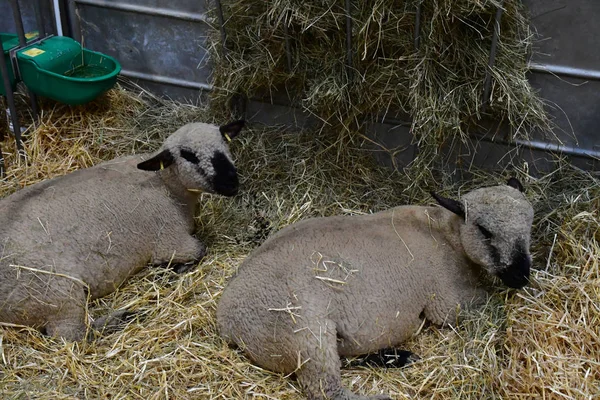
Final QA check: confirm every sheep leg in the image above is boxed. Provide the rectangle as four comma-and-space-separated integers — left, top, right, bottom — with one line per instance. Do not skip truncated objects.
293, 318, 391, 400
45, 288, 135, 341
153, 234, 206, 273
424, 283, 486, 326
348, 348, 419, 368
88, 310, 137, 339
44, 288, 89, 342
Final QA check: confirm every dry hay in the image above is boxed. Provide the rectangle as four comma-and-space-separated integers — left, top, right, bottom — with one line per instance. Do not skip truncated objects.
0, 87, 598, 399
209, 0, 550, 154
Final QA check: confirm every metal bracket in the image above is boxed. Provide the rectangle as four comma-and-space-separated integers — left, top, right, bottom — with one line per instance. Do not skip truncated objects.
7, 34, 54, 81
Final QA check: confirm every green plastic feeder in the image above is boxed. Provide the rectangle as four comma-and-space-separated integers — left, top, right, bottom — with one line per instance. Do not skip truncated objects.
1, 33, 20, 96
17, 36, 121, 105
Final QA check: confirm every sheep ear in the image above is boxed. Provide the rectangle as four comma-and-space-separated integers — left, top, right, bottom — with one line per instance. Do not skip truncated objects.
431, 192, 465, 218
507, 177, 524, 192
137, 149, 175, 171
219, 120, 245, 142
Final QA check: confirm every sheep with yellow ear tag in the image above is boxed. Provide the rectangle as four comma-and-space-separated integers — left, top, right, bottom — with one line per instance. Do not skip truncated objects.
0, 120, 245, 341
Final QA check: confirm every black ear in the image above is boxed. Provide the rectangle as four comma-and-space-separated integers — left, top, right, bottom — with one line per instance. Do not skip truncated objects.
431, 192, 465, 218
507, 177, 524, 192
219, 120, 245, 141
137, 149, 175, 171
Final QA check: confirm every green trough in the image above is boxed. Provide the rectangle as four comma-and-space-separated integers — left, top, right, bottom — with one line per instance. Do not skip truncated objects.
1, 34, 120, 105
16, 36, 121, 105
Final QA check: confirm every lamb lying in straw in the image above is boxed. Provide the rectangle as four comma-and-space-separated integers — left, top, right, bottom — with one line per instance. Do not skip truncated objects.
0, 120, 244, 341
217, 178, 533, 400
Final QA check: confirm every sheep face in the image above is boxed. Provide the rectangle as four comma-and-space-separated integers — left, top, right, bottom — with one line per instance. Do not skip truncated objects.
137, 121, 244, 196
433, 178, 534, 289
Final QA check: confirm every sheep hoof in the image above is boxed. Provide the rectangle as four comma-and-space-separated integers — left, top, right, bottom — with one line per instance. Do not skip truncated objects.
169, 261, 199, 274
351, 348, 420, 369
90, 310, 137, 338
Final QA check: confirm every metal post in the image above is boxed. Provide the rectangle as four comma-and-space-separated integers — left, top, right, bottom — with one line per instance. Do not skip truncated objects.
10, 0, 27, 47
482, 0, 505, 109
0, 44, 24, 155
52, 0, 65, 36
9, 0, 40, 119
283, 9, 293, 72
33, 0, 47, 38
0, 102, 5, 177
414, 2, 422, 51
214, 0, 228, 57
345, 0, 353, 80
0, 144, 4, 177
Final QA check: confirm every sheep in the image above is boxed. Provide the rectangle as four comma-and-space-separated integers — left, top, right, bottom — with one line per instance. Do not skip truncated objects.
0, 120, 245, 341
217, 178, 534, 400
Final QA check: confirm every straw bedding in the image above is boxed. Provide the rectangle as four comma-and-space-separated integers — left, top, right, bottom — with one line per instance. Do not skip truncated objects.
0, 87, 598, 399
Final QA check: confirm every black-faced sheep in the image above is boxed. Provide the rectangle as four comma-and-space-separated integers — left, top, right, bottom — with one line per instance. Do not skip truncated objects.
217, 178, 533, 400
0, 120, 245, 341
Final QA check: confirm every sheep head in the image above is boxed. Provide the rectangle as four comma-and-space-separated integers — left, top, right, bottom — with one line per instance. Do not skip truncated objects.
432, 178, 534, 289
137, 120, 245, 197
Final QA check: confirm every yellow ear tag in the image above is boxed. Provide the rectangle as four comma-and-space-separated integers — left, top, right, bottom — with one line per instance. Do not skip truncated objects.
160, 161, 164, 170
224, 133, 232, 143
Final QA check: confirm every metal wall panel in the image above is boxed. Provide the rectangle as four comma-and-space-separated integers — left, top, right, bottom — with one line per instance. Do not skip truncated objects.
68, 0, 212, 101
527, 0, 600, 73
523, 0, 600, 161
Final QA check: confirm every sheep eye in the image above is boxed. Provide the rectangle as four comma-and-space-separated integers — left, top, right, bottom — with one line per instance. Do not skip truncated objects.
477, 224, 493, 240
180, 149, 200, 164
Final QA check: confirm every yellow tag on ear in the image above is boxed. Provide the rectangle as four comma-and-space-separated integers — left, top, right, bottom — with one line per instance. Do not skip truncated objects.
160, 161, 164, 170
224, 133, 232, 143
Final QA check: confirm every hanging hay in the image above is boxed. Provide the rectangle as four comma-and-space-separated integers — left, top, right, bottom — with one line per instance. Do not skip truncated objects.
0, 87, 598, 399
209, 0, 550, 151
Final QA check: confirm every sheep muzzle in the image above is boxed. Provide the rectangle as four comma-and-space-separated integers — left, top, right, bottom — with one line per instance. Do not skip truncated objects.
496, 250, 531, 289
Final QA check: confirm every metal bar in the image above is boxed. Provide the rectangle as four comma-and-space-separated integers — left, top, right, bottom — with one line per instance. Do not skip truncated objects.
53, 0, 65, 36
0, 144, 4, 177
513, 138, 600, 160
414, 1, 422, 51
0, 44, 24, 154
214, 0, 228, 56
482, 0, 505, 106
73, 0, 209, 23
33, 0, 47, 38
528, 62, 600, 81
9, 0, 39, 119
345, 0, 353, 79
376, 109, 600, 160
120, 69, 214, 91
283, 10, 293, 72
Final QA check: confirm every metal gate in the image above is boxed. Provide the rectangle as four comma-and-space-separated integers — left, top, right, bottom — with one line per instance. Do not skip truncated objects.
1, 0, 599, 172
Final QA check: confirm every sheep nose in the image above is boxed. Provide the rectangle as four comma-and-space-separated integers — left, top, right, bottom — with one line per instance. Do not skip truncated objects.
496, 252, 531, 289
214, 175, 239, 197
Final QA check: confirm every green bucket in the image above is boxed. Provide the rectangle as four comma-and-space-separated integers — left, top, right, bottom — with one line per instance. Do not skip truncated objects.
17, 36, 121, 105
